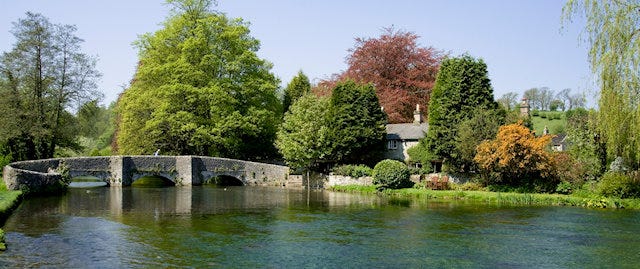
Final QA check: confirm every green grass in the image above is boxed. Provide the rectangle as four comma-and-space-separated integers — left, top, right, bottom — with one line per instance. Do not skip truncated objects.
531, 111, 566, 135
0, 180, 23, 214
329, 185, 640, 209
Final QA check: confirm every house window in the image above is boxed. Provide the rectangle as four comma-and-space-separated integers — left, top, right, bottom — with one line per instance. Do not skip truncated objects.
387, 140, 398, 149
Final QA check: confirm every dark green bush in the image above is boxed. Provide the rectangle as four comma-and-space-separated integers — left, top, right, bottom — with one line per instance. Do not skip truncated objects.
597, 172, 640, 199
531, 110, 540, 117
372, 159, 412, 190
332, 164, 372, 177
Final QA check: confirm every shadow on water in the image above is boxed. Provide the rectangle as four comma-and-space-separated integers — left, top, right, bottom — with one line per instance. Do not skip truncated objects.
131, 175, 175, 188
206, 175, 244, 186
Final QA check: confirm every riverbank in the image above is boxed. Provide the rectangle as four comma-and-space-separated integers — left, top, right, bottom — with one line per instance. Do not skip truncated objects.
0, 181, 23, 250
329, 185, 640, 209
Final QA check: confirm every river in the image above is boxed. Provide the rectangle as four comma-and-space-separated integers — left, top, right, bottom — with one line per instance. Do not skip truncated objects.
1, 185, 639, 268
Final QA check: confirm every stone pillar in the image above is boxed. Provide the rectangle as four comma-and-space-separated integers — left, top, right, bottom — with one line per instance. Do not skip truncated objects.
175, 156, 197, 185
108, 156, 124, 186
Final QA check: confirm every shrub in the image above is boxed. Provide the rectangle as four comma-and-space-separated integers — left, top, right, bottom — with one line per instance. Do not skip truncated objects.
597, 172, 640, 199
540, 113, 547, 119
408, 166, 431, 175
457, 181, 484, 191
556, 181, 572, 194
532, 110, 540, 117
372, 159, 412, 190
475, 122, 556, 191
332, 164, 372, 177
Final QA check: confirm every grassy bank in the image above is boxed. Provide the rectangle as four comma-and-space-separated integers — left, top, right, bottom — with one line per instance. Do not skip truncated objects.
329, 185, 640, 209
0, 181, 23, 250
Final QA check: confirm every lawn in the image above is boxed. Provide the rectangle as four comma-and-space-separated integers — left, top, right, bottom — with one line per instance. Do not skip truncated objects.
0, 180, 22, 251
0, 180, 22, 220
530, 110, 566, 135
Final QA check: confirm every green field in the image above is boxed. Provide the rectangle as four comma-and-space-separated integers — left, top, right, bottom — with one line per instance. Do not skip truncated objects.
530, 110, 566, 135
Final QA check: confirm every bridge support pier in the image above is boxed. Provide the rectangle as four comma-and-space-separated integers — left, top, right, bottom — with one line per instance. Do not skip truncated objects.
109, 156, 125, 186
175, 156, 197, 186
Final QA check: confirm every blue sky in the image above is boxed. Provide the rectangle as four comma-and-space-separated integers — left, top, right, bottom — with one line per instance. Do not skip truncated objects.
0, 0, 593, 106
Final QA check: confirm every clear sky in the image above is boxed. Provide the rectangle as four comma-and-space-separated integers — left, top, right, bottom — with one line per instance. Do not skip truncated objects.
0, 0, 593, 106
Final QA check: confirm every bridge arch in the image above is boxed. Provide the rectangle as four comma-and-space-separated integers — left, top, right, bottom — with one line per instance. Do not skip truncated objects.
207, 175, 244, 186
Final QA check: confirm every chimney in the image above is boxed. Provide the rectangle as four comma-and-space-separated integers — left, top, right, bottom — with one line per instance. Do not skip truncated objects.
520, 98, 530, 117
413, 104, 423, 124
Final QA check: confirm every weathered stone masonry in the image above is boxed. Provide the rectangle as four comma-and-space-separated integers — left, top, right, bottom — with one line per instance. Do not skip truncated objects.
3, 156, 291, 194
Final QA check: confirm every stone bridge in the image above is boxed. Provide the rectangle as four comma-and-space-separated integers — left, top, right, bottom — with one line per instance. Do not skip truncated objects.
3, 156, 292, 194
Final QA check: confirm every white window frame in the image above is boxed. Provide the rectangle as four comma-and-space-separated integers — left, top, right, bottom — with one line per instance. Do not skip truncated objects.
387, 140, 398, 150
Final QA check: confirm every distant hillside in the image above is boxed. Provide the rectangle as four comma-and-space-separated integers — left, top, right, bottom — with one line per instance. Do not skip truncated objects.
530, 111, 566, 135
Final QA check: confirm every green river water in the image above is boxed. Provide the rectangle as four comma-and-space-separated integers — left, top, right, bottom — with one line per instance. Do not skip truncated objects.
1, 185, 640, 268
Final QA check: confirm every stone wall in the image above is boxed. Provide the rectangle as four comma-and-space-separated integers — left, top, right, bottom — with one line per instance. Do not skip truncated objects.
325, 175, 373, 188
3, 161, 64, 194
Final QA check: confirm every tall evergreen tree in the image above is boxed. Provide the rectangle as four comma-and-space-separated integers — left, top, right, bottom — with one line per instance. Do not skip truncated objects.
283, 70, 311, 113
115, 0, 281, 159
328, 80, 387, 165
424, 55, 497, 169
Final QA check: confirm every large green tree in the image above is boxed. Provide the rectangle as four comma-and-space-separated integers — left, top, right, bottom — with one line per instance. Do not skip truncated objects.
77, 100, 115, 156
564, 0, 640, 168
282, 70, 311, 113
328, 80, 387, 166
116, 0, 281, 159
276, 93, 331, 169
455, 107, 506, 172
0, 12, 100, 161
276, 81, 387, 169
423, 55, 497, 170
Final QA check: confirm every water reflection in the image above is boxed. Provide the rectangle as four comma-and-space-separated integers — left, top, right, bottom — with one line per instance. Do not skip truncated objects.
3, 186, 640, 268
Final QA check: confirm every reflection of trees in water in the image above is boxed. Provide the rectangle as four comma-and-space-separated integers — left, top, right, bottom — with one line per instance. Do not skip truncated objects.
4, 194, 66, 236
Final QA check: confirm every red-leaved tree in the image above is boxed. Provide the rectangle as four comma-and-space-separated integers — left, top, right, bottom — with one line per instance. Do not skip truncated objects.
318, 27, 444, 123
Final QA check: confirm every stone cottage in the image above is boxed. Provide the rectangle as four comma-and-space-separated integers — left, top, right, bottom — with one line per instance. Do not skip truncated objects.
384, 105, 428, 161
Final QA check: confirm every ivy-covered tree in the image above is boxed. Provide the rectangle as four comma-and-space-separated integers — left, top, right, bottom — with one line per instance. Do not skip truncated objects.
276, 93, 331, 169
423, 55, 497, 169
115, 0, 281, 159
282, 70, 311, 113
328, 80, 387, 166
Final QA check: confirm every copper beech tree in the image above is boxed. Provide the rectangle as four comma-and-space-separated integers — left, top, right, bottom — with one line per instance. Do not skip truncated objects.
474, 122, 557, 190
319, 27, 444, 123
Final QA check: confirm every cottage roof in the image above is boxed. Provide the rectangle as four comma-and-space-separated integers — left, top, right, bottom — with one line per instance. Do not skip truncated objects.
386, 123, 429, 140
552, 133, 567, 145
